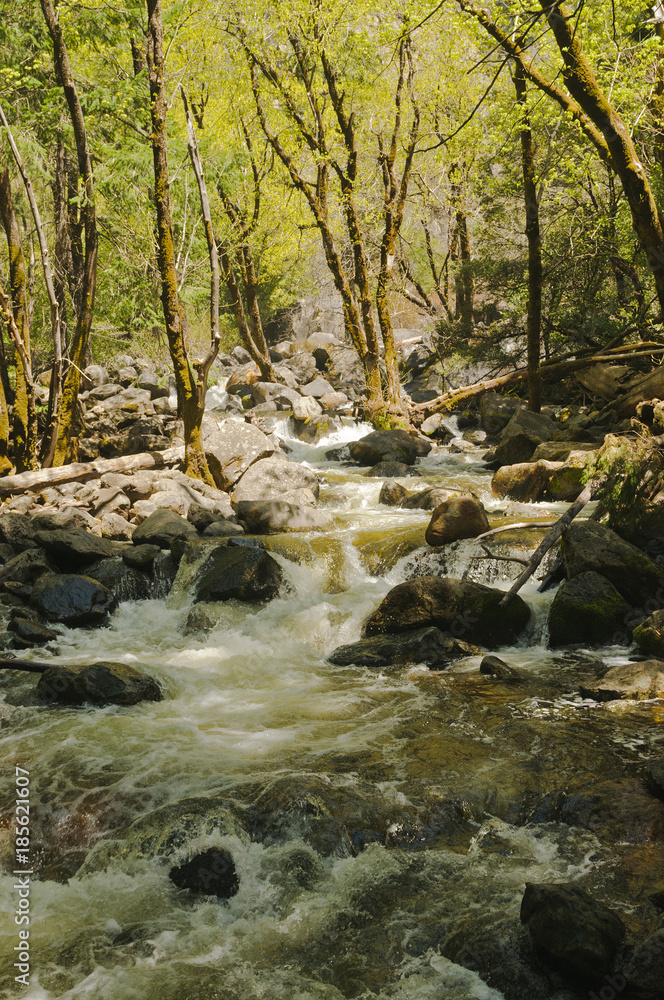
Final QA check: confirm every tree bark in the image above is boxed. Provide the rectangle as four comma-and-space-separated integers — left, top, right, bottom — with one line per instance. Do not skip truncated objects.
40, 0, 98, 466
0, 446, 184, 496
0, 168, 37, 469
146, 0, 213, 484
514, 64, 542, 414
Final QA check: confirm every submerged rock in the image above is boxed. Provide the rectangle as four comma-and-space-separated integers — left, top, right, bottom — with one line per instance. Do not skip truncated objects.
30, 573, 117, 626
365, 461, 414, 478
34, 661, 162, 706
169, 847, 239, 899
362, 576, 531, 647
328, 626, 479, 670
425, 496, 489, 547
548, 571, 632, 646
580, 660, 664, 701
520, 883, 625, 982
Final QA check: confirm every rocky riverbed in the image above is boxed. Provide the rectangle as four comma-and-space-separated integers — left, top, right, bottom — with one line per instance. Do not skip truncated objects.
2, 344, 664, 999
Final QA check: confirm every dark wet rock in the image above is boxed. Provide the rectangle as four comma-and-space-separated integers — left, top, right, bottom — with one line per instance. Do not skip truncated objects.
0, 548, 53, 587
234, 500, 332, 533
580, 660, 664, 701
633, 609, 664, 658
494, 408, 556, 466
491, 460, 561, 502
349, 429, 431, 466
562, 520, 661, 606
624, 930, 664, 998
480, 655, 526, 682
0, 542, 15, 563
169, 847, 239, 899
85, 557, 153, 601
0, 512, 39, 552
520, 883, 625, 983
362, 576, 531, 647
231, 456, 319, 505
34, 661, 162, 707
548, 571, 632, 647
203, 520, 245, 538
365, 461, 415, 478
425, 496, 490, 547
644, 758, 664, 798
183, 539, 283, 603
8, 616, 58, 647
132, 509, 197, 548
30, 573, 117, 626
34, 528, 115, 570
379, 480, 409, 506
122, 544, 161, 571
328, 626, 479, 669
204, 420, 276, 490
480, 392, 522, 436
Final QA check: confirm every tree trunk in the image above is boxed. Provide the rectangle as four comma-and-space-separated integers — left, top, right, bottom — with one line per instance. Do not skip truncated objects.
0, 168, 37, 469
0, 324, 12, 474
514, 64, 542, 413
538, 0, 664, 315
146, 0, 213, 484
40, 0, 98, 466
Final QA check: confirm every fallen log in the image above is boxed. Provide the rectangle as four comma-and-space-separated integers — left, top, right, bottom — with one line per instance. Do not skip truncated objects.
0, 658, 48, 672
411, 348, 664, 420
0, 446, 184, 497
499, 481, 598, 607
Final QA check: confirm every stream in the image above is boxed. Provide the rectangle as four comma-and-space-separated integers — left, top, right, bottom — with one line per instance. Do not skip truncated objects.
1, 417, 663, 1000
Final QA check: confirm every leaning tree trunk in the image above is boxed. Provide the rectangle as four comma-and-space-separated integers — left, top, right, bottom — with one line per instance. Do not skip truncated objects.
0, 167, 37, 469
514, 63, 542, 414
40, 0, 98, 466
0, 326, 11, 475
146, 0, 213, 483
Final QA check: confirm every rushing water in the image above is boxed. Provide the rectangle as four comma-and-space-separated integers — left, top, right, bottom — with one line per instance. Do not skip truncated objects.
1, 419, 662, 1000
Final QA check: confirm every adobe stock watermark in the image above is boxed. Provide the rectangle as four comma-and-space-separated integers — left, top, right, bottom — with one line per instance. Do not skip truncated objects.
13, 766, 32, 988
589, 929, 664, 1000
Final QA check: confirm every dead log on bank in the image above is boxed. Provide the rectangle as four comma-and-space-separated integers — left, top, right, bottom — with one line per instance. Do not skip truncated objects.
0, 446, 184, 497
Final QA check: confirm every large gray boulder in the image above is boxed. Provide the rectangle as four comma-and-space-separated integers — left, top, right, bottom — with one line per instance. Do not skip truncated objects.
181, 539, 283, 602
562, 520, 661, 606
348, 429, 431, 466
30, 573, 117, 626
480, 393, 521, 436
494, 408, 556, 466
548, 571, 632, 646
520, 883, 625, 983
204, 420, 276, 490
491, 460, 561, 502
234, 500, 332, 533
362, 576, 531, 647
231, 456, 319, 505
425, 496, 489, 546
580, 660, 664, 701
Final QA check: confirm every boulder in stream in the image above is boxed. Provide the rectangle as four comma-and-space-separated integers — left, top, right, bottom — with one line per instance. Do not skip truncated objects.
234, 500, 332, 533
562, 520, 661, 607
34, 528, 115, 569
491, 460, 561, 502
328, 626, 479, 670
362, 576, 531, 647
425, 496, 489, 547
479, 655, 526, 682
579, 659, 664, 701
131, 509, 197, 548
348, 429, 430, 466
204, 420, 276, 490
633, 609, 664, 658
520, 883, 625, 983
494, 409, 556, 466
30, 573, 117, 625
183, 538, 283, 602
548, 571, 632, 646
231, 455, 319, 506
365, 461, 415, 478
34, 661, 162, 707
169, 846, 239, 899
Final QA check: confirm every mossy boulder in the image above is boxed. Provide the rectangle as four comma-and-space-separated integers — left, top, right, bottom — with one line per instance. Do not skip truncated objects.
362, 576, 531, 648
562, 520, 662, 606
633, 609, 664, 658
548, 571, 632, 647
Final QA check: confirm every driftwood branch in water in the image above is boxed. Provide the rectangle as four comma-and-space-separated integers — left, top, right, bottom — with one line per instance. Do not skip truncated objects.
472, 543, 529, 566
411, 347, 664, 420
499, 481, 597, 607
0, 658, 49, 673
0, 446, 184, 496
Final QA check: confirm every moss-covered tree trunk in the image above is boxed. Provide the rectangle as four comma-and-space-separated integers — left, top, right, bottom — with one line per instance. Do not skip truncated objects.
146, 0, 213, 484
514, 64, 542, 414
40, 0, 97, 466
0, 167, 37, 469
0, 328, 12, 475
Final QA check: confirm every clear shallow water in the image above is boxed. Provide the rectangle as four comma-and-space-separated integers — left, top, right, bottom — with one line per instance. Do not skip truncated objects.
0, 423, 662, 1000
